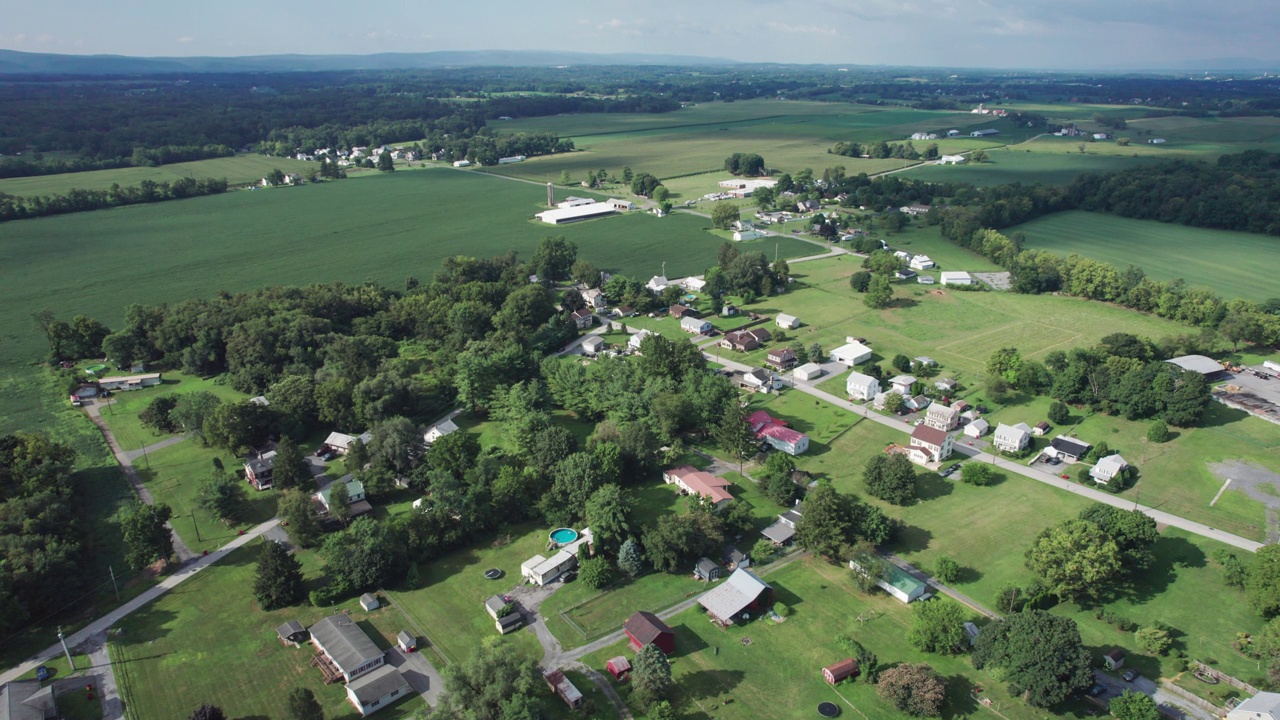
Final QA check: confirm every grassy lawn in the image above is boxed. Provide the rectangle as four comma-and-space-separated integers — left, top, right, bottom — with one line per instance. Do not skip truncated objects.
580, 556, 1096, 720
136, 441, 278, 553
1012, 210, 1280, 302
96, 372, 248, 451
110, 542, 427, 720
0, 154, 319, 197
542, 570, 708, 650
455, 409, 596, 452
386, 524, 549, 665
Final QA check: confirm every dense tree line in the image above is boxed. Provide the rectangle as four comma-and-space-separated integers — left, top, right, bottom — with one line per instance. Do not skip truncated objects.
0, 144, 233, 179
0, 176, 229, 222
0, 433, 84, 636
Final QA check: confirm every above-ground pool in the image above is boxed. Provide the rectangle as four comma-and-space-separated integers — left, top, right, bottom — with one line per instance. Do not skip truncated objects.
682, 294, 697, 302
549, 528, 579, 545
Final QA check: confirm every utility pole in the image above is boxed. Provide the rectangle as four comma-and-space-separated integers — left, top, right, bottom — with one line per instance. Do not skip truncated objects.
109, 566, 119, 600
191, 506, 202, 543
58, 627, 76, 670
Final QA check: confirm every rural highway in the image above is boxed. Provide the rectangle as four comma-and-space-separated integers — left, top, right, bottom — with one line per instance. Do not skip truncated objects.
704, 352, 1266, 553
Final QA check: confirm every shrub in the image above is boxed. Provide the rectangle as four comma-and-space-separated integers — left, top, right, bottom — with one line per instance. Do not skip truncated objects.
1135, 626, 1173, 655
934, 556, 960, 584
959, 463, 996, 486
579, 556, 614, 590
773, 602, 791, 618
1147, 419, 1170, 443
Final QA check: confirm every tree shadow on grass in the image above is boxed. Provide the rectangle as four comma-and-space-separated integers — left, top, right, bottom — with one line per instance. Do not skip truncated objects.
954, 566, 983, 585
1197, 403, 1251, 429
915, 473, 954, 502
771, 582, 804, 613
679, 669, 745, 704
943, 673, 980, 719
1116, 535, 1206, 604
891, 524, 933, 554
113, 603, 179, 646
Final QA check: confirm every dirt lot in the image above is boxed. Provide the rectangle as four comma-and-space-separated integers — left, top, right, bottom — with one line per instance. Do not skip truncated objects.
1207, 459, 1280, 543
1213, 367, 1280, 426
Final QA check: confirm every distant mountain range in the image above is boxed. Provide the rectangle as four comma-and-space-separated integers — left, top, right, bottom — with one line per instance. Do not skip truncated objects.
0, 49, 740, 75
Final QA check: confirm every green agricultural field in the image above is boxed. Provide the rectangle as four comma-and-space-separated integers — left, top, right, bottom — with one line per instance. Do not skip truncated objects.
136, 441, 277, 553
0, 168, 818, 439
110, 542, 427, 720
900, 148, 1168, 186
96, 372, 248, 452
580, 557, 1096, 720
1013, 210, 1280, 302
0, 155, 319, 198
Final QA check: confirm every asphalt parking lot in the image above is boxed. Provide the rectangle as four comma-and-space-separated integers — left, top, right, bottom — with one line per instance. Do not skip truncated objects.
1213, 367, 1280, 424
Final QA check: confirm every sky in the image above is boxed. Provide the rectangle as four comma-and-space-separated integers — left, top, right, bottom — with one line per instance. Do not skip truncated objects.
4, 0, 1278, 70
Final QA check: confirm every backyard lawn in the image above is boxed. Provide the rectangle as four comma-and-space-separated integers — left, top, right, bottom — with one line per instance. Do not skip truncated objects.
96, 372, 248, 451
109, 542, 427, 720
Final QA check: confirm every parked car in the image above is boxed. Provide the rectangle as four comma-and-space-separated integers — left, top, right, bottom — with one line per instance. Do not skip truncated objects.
35, 666, 50, 681
1122, 669, 1138, 682
1088, 684, 1107, 697
942, 463, 962, 477
1048, 456, 1061, 465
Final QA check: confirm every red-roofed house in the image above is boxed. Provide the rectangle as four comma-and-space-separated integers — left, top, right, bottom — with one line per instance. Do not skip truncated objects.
663, 466, 734, 508
746, 411, 810, 456
623, 611, 675, 655
909, 424, 953, 464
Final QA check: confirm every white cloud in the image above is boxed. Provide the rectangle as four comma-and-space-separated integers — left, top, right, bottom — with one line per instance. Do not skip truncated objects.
765, 22, 839, 38
177, 35, 195, 44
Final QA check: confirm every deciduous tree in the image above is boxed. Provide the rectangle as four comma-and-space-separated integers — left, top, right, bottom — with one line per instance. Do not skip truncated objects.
121, 501, 174, 570
1248, 544, 1280, 618
863, 454, 917, 505
279, 489, 323, 548
864, 274, 893, 309
1025, 519, 1122, 601
1110, 690, 1160, 720
876, 663, 946, 717
711, 202, 740, 230
438, 640, 546, 720
908, 598, 967, 654
585, 484, 635, 555
972, 610, 1092, 708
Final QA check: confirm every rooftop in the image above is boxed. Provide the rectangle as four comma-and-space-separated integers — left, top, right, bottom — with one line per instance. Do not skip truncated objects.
346, 665, 408, 705
1166, 354, 1224, 375
698, 568, 771, 621
309, 614, 383, 674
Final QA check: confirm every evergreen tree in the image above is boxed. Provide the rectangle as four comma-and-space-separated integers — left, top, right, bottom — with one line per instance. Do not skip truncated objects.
617, 537, 644, 577
254, 539, 306, 610
279, 489, 323, 548
632, 643, 673, 709
286, 687, 324, 720
272, 435, 311, 490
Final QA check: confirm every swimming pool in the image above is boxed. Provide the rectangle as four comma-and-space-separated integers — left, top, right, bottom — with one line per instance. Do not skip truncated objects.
549, 528, 579, 545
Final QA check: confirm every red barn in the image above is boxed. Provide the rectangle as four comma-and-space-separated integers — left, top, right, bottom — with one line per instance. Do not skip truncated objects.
623, 611, 675, 656
606, 656, 631, 680
822, 658, 859, 684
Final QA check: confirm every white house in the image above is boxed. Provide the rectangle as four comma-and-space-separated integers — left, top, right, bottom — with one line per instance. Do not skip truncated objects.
947, 129, 961, 137
681, 316, 712, 334
452, 160, 472, 167
324, 430, 373, 454
581, 335, 605, 355
424, 418, 459, 445
893, 250, 912, 261
794, 363, 824, 381
888, 375, 916, 395
628, 329, 655, 351
345, 665, 411, 716
992, 422, 1031, 453
1089, 454, 1129, 485
733, 229, 765, 241
775, 313, 800, 330
679, 276, 707, 292
964, 418, 990, 438
846, 372, 882, 402
1148, 138, 1167, 145
940, 154, 966, 164
646, 275, 671, 293
909, 255, 936, 270
831, 339, 873, 366
909, 424, 954, 463
98, 373, 163, 391
940, 271, 973, 286
849, 558, 926, 604
1227, 692, 1280, 720
521, 528, 594, 585
582, 288, 608, 309
924, 403, 959, 431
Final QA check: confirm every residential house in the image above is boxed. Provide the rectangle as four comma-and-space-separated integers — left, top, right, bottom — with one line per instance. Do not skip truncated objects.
910, 255, 936, 270
582, 288, 608, 310
740, 368, 782, 393
823, 659, 859, 684
324, 431, 373, 454
846, 372, 881, 401
775, 313, 800, 330
794, 363, 824, 381
695, 557, 723, 582
766, 347, 798, 371
484, 595, 523, 634
849, 558, 926, 604
680, 276, 707, 292
624, 611, 675, 655
669, 304, 692, 319
900, 205, 930, 216
993, 422, 1032, 453
646, 275, 671, 293
762, 499, 804, 545
1050, 436, 1092, 461
98, 373, 163, 391
628, 329, 654, 351
244, 451, 276, 491
909, 424, 954, 463
831, 338, 873, 366
1089, 454, 1129, 485
681, 316, 712, 334
796, 199, 821, 213
571, 308, 594, 329
963, 418, 990, 438
664, 466, 734, 508
0, 680, 57, 720
1032, 421, 1050, 437
1226, 692, 1280, 720
721, 328, 771, 352
893, 250, 912, 262
543, 670, 584, 709
248, 395, 269, 406
747, 410, 810, 455
613, 305, 636, 318
904, 394, 931, 412
424, 418, 459, 445
309, 614, 386, 683
520, 528, 594, 586
939, 271, 973, 286
924, 403, 959, 431
317, 476, 373, 518
698, 568, 773, 625
939, 154, 965, 163
888, 375, 917, 395
913, 356, 936, 368
581, 336, 606, 355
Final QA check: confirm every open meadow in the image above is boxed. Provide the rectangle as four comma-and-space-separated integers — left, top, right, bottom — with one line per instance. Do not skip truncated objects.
901, 148, 1168, 186
0, 155, 319, 197
97, 371, 248, 451
1012, 210, 1280, 302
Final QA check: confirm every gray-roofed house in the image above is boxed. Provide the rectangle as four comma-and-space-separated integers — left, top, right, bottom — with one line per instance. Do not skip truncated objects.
424, 418, 459, 445
698, 568, 773, 625
309, 614, 386, 683
0, 680, 57, 720
345, 664, 411, 716
245, 451, 277, 491
1227, 691, 1280, 720
1089, 454, 1129, 485
695, 557, 722, 582
277, 620, 309, 646
485, 595, 524, 634
581, 335, 606, 355
762, 499, 804, 545
924, 403, 959, 431
963, 418, 990, 438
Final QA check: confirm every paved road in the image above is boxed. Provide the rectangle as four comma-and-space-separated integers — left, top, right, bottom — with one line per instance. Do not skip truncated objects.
705, 351, 1265, 553
82, 400, 195, 562
0, 519, 279, 687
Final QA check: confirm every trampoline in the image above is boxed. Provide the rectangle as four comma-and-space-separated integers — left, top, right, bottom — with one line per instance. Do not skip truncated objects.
817, 702, 840, 718
484, 568, 503, 580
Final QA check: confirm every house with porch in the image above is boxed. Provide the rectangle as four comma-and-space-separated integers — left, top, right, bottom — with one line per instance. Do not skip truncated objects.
664, 466, 734, 508
309, 614, 386, 683
924, 403, 959, 431
1089, 454, 1129, 485
766, 347, 798, 371
244, 451, 276, 490
846, 372, 881, 402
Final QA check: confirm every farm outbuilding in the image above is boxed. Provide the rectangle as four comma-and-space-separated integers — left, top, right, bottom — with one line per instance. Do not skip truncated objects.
822, 658, 859, 684
624, 611, 675, 656
277, 620, 309, 646
606, 656, 632, 680
794, 363, 824, 381
396, 631, 416, 652
360, 593, 380, 611
694, 557, 722, 582
698, 568, 773, 625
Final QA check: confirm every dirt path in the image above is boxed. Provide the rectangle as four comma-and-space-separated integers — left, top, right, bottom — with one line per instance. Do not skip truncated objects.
82, 399, 195, 562
1207, 460, 1280, 543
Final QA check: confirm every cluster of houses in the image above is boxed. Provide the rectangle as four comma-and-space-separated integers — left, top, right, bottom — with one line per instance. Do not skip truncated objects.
294, 145, 420, 166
